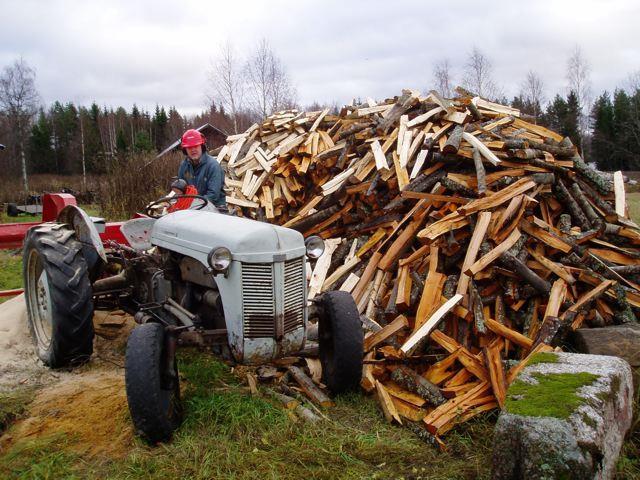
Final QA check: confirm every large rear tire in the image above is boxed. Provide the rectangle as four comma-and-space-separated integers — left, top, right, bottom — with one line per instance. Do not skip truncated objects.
125, 322, 183, 444
317, 291, 364, 394
23, 223, 94, 367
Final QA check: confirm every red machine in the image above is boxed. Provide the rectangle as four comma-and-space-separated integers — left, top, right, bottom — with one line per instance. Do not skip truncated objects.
0, 193, 129, 297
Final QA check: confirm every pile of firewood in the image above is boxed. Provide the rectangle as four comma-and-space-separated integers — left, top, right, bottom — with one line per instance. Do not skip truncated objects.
219, 89, 640, 446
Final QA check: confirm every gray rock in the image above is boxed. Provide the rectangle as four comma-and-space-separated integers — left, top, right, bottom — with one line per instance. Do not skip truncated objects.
572, 324, 640, 387
572, 324, 640, 365
491, 352, 634, 480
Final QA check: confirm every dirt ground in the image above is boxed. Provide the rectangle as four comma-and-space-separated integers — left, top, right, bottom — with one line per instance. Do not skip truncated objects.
0, 296, 137, 458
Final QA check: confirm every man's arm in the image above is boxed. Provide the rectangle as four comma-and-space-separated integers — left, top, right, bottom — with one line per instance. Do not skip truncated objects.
204, 161, 225, 206
177, 160, 186, 181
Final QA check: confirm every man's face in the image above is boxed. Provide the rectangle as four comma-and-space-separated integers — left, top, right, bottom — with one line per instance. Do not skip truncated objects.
186, 145, 201, 162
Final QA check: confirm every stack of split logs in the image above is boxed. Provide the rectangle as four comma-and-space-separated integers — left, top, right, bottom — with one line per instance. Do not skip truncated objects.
220, 89, 640, 447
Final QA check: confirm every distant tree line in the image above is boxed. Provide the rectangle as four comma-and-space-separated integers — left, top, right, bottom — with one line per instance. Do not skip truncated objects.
2, 43, 640, 191
0, 58, 240, 183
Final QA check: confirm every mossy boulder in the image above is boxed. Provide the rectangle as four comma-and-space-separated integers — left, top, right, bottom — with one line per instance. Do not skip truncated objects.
492, 352, 633, 480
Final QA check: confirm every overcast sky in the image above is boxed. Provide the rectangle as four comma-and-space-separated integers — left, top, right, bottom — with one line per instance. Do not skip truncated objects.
1, 0, 639, 116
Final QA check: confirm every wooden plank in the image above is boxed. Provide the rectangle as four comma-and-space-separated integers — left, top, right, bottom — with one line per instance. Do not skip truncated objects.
400, 191, 470, 204
309, 108, 330, 132
543, 279, 567, 321
520, 219, 572, 253
376, 380, 402, 424
485, 318, 533, 349
406, 107, 444, 128
338, 273, 360, 293
462, 132, 501, 166
364, 315, 409, 352
414, 272, 446, 331
560, 280, 615, 321
391, 397, 427, 422
308, 238, 341, 299
457, 211, 492, 297
459, 178, 536, 215
371, 139, 390, 170
288, 366, 334, 407
351, 252, 383, 302
465, 228, 522, 276
322, 255, 361, 292
383, 381, 427, 407
484, 345, 507, 409
614, 171, 626, 218
400, 294, 463, 356
527, 248, 576, 284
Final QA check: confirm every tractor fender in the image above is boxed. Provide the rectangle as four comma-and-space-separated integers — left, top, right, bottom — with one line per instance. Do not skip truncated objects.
57, 205, 107, 264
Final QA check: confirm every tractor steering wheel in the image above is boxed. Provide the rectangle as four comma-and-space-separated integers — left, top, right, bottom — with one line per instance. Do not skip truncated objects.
145, 194, 211, 218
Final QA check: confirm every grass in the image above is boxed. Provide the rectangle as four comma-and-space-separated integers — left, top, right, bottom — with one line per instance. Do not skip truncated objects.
0, 250, 22, 304
0, 388, 35, 434
627, 192, 640, 223
505, 372, 599, 419
0, 352, 496, 480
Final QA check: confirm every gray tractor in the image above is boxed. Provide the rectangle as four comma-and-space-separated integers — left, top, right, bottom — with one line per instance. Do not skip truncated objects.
22, 194, 364, 443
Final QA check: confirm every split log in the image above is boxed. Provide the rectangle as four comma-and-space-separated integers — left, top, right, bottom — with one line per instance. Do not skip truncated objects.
391, 366, 446, 406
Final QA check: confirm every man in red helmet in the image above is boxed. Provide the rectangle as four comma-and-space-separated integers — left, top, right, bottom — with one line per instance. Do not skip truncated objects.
177, 129, 226, 209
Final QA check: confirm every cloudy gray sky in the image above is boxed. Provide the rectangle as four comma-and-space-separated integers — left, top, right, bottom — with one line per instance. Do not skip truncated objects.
1, 0, 638, 115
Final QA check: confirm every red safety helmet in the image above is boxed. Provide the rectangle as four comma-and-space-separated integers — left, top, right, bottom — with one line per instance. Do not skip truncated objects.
181, 129, 206, 149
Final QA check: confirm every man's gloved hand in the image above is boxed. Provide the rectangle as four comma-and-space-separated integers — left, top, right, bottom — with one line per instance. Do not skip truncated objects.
171, 178, 188, 194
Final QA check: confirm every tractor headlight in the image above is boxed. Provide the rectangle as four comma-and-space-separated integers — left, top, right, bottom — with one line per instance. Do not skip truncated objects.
207, 247, 232, 272
305, 236, 325, 259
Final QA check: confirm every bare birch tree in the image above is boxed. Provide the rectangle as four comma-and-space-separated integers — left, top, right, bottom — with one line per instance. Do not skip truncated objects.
462, 47, 499, 100
208, 40, 244, 133
0, 58, 40, 191
520, 70, 545, 122
566, 46, 592, 134
432, 59, 453, 98
244, 39, 296, 119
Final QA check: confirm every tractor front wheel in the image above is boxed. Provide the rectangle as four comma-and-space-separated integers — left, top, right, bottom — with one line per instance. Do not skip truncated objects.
317, 291, 364, 394
125, 322, 183, 444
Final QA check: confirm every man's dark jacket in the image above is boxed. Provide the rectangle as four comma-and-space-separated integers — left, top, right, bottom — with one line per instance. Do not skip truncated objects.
177, 152, 226, 207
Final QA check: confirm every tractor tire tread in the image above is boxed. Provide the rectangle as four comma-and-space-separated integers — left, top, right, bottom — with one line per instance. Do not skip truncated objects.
125, 322, 182, 444
23, 225, 94, 368
318, 291, 364, 394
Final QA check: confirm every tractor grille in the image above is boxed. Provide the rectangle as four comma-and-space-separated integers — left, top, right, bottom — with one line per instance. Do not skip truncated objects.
241, 257, 305, 339
241, 263, 275, 338
283, 257, 304, 334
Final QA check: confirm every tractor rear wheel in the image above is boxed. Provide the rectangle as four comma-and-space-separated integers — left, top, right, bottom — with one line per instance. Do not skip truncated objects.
125, 322, 182, 444
317, 291, 364, 394
23, 223, 94, 367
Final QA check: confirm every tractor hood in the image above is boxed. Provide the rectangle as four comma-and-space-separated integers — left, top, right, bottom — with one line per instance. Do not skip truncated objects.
151, 210, 306, 263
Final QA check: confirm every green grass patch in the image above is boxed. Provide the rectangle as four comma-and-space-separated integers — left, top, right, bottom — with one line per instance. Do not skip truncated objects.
0, 388, 34, 434
627, 191, 640, 224
0, 210, 41, 224
506, 372, 598, 419
525, 352, 559, 367
0, 434, 81, 480
0, 250, 22, 304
